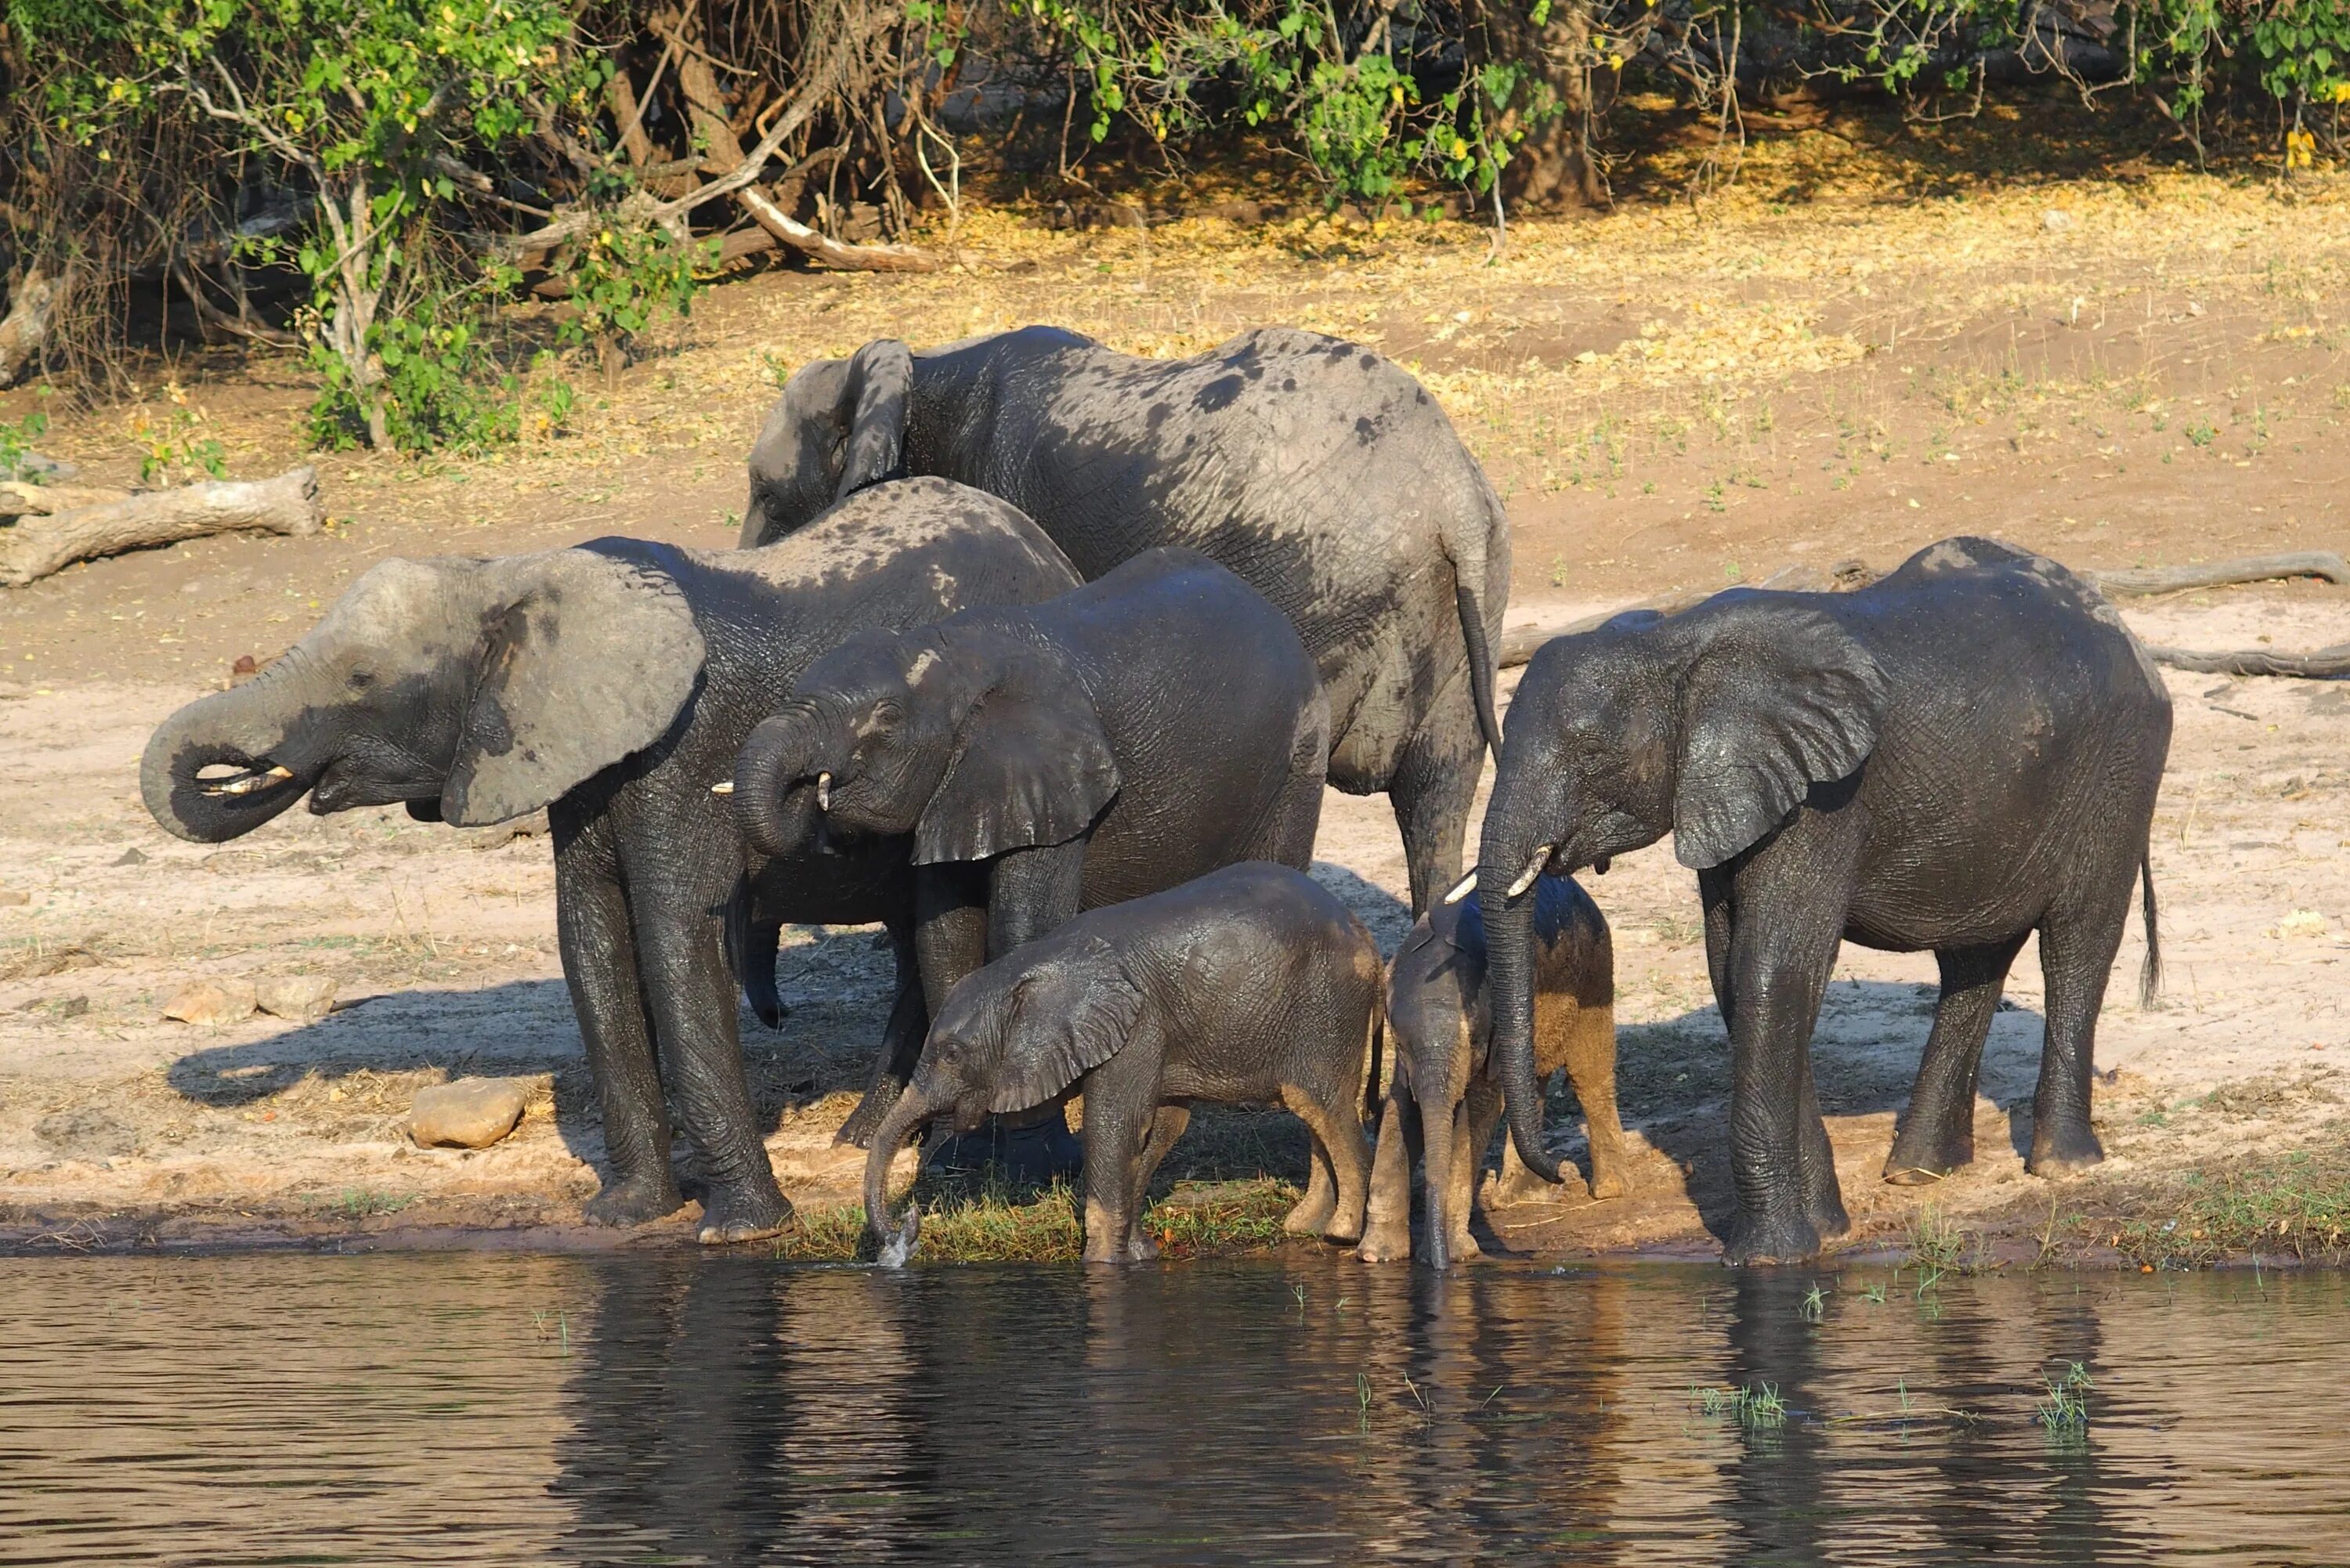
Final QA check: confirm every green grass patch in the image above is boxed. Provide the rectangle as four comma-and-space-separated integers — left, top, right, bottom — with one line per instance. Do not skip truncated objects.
2092, 1147, 2350, 1267
769, 1170, 1302, 1264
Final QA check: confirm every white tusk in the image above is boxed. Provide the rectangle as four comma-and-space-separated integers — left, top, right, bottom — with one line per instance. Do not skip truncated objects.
709, 780, 736, 795
1441, 871, 1478, 905
815, 771, 830, 811
207, 765, 294, 797
1505, 845, 1554, 898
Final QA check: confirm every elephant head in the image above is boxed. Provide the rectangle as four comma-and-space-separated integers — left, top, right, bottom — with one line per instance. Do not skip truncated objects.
741, 340, 915, 547
142, 543, 705, 844
730, 629, 1120, 867
1471, 597, 1888, 1180
862, 934, 1144, 1261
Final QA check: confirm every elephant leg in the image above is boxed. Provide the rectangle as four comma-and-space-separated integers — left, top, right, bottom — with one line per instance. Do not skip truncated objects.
1124, 1104, 1191, 1261
1885, 936, 2027, 1183
913, 862, 991, 1016
986, 840, 1089, 959
556, 836, 682, 1227
1357, 1074, 1421, 1262
1562, 1006, 1630, 1200
836, 914, 929, 1151
1705, 827, 1858, 1266
1078, 1047, 1158, 1265
2030, 891, 2131, 1176
629, 873, 792, 1246
1297, 1082, 1372, 1246
1387, 695, 1483, 916
1701, 877, 1737, 1028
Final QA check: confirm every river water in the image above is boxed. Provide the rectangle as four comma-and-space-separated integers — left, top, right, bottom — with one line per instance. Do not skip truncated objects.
0, 1254, 2342, 1565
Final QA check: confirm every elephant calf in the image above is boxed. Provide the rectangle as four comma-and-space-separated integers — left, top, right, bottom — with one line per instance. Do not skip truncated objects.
865, 863, 1385, 1265
1358, 874, 1626, 1270
1474, 537, 2170, 1265
732, 546, 1329, 1144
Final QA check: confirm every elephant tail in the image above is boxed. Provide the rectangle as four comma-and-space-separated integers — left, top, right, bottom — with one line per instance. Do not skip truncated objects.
1362, 971, 1387, 1132
1455, 580, 1504, 761
2138, 844, 2162, 1010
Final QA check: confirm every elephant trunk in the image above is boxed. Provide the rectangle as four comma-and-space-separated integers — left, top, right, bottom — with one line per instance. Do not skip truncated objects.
862, 1085, 931, 1266
1480, 831, 1564, 1186
140, 668, 317, 844
731, 707, 824, 858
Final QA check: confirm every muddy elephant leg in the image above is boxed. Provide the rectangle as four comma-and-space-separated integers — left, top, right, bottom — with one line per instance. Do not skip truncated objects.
1563, 1007, 1630, 1200
630, 869, 794, 1246
836, 914, 928, 1150
1358, 1073, 1422, 1262
1885, 935, 2027, 1183
1387, 687, 1483, 916
1300, 1083, 1372, 1245
1123, 1104, 1191, 1261
2030, 890, 2131, 1176
556, 829, 682, 1227
1078, 1045, 1159, 1265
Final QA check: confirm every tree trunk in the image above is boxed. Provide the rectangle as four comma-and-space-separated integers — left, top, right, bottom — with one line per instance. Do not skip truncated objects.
0, 266, 59, 388
1466, 0, 1607, 210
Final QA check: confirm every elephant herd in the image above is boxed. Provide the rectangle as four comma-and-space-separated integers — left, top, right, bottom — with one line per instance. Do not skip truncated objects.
140, 324, 2174, 1267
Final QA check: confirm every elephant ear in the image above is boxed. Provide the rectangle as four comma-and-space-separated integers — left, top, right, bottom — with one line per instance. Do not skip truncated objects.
915, 681, 1121, 865
990, 941, 1144, 1115
1672, 599, 1888, 869
836, 339, 914, 500
442, 543, 707, 826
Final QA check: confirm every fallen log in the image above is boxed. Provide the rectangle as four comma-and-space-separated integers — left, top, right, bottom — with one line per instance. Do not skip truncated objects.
0, 479, 134, 518
2148, 643, 2350, 679
0, 467, 323, 587
736, 184, 940, 273
2089, 552, 2350, 597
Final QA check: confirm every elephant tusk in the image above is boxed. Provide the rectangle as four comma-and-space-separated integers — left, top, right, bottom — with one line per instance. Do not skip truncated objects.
816, 771, 830, 811
1442, 871, 1478, 905
204, 764, 294, 798
1505, 845, 1554, 898
709, 780, 736, 795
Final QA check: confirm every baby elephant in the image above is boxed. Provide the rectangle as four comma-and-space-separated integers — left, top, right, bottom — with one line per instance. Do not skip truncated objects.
864, 863, 1384, 1265
1358, 874, 1626, 1269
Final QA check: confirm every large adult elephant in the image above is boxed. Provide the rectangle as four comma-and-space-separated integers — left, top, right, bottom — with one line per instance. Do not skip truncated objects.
141, 479, 1079, 1243
741, 324, 1510, 913
1470, 537, 2170, 1264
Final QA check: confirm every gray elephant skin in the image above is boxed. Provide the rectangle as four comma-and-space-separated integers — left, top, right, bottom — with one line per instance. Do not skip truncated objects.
141, 478, 1079, 1242
864, 862, 1385, 1265
1358, 874, 1625, 1270
741, 323, 1510, 913
1473, 537, 2171, 1265
732, 545, 1329, 1145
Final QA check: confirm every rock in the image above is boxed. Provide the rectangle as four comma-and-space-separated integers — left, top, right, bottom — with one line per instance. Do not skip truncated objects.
2043, 209, 2074, 233
0, 888, 28, 906
410, 1078, 529, 1149
161, 978, 257, 1026
255, 974, 337, 1021
113, 847, 148, 866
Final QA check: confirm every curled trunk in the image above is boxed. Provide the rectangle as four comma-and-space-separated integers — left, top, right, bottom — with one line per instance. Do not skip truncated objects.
730, 708, 823, 856
139, 669, 316, 843
862, 1086, 929, 1265
1478, 858, 1561, 1184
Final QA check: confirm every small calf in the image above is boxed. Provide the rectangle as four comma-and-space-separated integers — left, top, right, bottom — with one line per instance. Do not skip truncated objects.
1359, 873, 1626, 1268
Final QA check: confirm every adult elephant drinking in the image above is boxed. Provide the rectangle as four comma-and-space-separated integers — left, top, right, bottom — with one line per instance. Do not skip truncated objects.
740, 325, 1511, 914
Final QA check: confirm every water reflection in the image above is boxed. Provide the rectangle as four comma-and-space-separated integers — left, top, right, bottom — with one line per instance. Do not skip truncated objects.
0, 1255, 2343, 1565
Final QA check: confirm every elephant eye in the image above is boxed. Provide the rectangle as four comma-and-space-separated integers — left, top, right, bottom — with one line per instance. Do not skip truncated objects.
871, 699, 905, 729
348, 668, 375, 690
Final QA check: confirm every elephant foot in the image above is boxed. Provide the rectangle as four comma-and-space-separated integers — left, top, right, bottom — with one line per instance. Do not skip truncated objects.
1721, 1207, 1824, 1266
1356, 1220, 1412, 1263
696, 1180, 796, 1246
833, 1079, 903, 1151
1126, 1227, 1161, 1263
2027, 1117, 2105, 1178
1885, 1121, 1973, 1186
584, 1171, 686, 1228
1282, 1191, 1338, 1237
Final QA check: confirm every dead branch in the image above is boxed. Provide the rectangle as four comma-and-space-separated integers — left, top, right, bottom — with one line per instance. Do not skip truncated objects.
736, 183, 939, 271
0, 266, 59, 387
2148, 643, 2350, 679
0, 467, 323, 587
2089, 552, 2350, 597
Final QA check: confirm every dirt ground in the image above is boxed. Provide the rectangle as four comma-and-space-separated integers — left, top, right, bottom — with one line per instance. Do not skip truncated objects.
2, 126, 2345, 1261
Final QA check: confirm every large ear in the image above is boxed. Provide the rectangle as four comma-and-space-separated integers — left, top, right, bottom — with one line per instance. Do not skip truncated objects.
915, 685, 1121, 864
990, 942, 1145, 1114
837, 339, 913, 500
1672, 602, 1888, 869
442, 544, 707, 826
